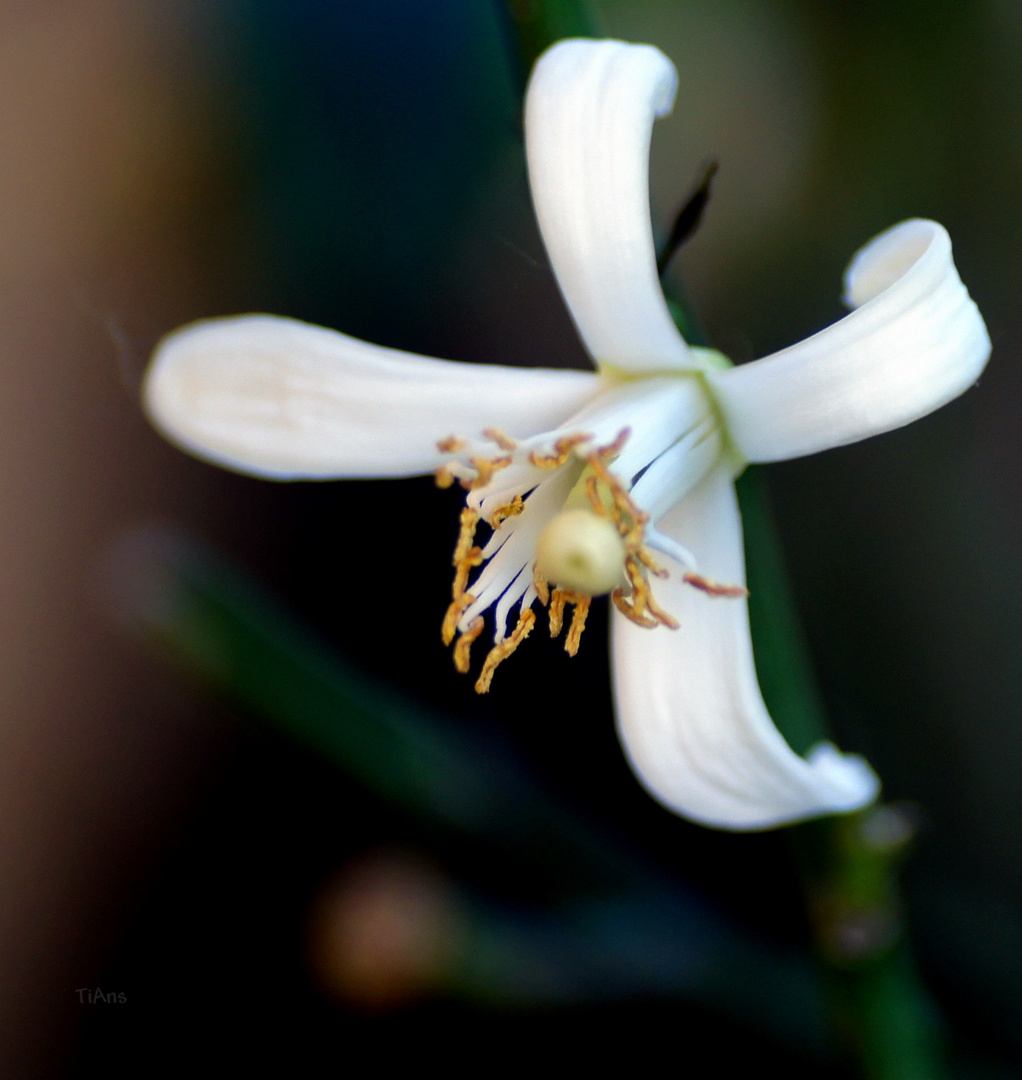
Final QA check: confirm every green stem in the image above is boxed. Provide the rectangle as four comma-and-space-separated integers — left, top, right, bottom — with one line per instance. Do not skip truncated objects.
735, 467, 829, 755
737, 448, 947, 1080
667, 230, 947, 1080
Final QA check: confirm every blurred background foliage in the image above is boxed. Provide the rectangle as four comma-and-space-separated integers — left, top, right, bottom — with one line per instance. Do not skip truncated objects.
2, 0, 1020, 1076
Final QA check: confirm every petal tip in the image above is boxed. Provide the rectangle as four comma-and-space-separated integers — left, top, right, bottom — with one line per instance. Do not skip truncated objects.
842, 218, 947, 310
712, 218, 991, 463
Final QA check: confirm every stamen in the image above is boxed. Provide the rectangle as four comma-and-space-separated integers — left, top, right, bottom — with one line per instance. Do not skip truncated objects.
462, 455, 512, 491
443, 508, 482, 646
452, 552, 483, 604
588, 451, 645, 525
584, 442, 680, 631
437, 418, 711, 690
529, 433, 591, 469
642, 589, 681, 630
482, 427, 517, 452
634, 546, 669, 579
490, 495, 524, 528
585, 474, 607, 514
622, 555, 680, 630
564, 596, 590, 656
548, 588, 589, 653
532, 563, 550, 607
451, 508, 482, 597
684, 572, 749, 599
549, 589, 568, 637
597, 426, 631, 461
453, 507, 479, 558
453, 616, 485, 673
612, 588, 659, 628
442, 593, 475, 647
475, 608, 536, 694
437, 435, 466, 453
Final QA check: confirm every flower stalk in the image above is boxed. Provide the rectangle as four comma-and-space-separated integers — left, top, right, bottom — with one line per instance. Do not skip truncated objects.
676, 253, 947, 1080
721, 371, 946, 1080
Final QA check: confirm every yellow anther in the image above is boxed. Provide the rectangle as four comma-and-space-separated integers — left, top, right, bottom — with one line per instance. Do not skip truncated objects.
596, 426, 630, 461
683, 572, 749, 599
529, 433, 590, 469
548, 588, 589, 653
453, 507, 480, 565
623, 555, 643, 591
581, 439, 684, 632
584, 474, 608, 514
614, 556, 680, 630
437, 435, 466, 453
462, 455, 512, 491
453, 616, 485, 673
549, 589, 568, 637
564, 596, 590, 656
490, 495, 524, 528
475, 608, 536, 694
635, 546, 669, 578
482, 427, 517, 451
443, 507, 483, 645
643, 590, 680, 630
452, 550, 482, 609
532, 564, 550, 607
442, 593, 475, 647
612, 588, 659, 628
587, 451, 644, 524
435, 466, 455, 489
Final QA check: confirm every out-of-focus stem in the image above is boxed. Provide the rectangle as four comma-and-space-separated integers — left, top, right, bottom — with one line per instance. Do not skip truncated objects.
738, 453, 946, 1080
669, 240, 946, 1080
734, 468, 830, 755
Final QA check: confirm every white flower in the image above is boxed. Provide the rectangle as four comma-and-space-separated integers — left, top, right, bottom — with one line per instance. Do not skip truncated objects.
143, 39, 990, 830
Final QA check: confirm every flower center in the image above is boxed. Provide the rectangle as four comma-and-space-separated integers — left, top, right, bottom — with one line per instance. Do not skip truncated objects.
432, 375, 745, 694
434, 424, 688, 693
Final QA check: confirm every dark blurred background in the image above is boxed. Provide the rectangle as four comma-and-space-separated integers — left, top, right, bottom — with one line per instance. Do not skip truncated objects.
1, 1, 1019, 1075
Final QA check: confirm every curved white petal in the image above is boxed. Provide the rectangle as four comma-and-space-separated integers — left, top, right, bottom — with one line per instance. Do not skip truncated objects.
526, 39, 695, 374
708, 220, 991, 463
629, 417, 720, 523
612, 465, 879, 830
144, 315, 603, 479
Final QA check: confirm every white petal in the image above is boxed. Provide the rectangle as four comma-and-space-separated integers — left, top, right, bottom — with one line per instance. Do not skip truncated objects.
526, 39, 695, 374
708, 220, 991, 463
144, 315, 604, 478
628, 417, 720, 522
556, 374, 713, 481
612, 465, 879, 830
